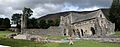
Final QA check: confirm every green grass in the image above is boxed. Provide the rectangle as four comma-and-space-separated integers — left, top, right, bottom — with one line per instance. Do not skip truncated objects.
44, 40, 120, 47
0, 39, 120, 47
0, 31, 120, 47
0, 31, 16, 38
0, 31, 46, 47
0, 38, 46, 47
41, 35, 68, 40
113, 32, 120, 36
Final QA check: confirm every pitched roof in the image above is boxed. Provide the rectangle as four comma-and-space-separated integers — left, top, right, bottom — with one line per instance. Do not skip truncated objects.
71, 8, 110, 24
72, 10, 99, 23
38, 8, 109, 22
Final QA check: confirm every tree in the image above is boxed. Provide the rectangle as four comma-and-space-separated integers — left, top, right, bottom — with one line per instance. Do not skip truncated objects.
11, 13, 22, 27
4, 18, 11, 28
0, 18, 3, 26
22, 7, 33, 28
22, 7, 33, 17
27, 18, 38, 28
38, 20, 48, 29
55, 19, 60, 26
109, 0, 120, 31
47, 20, 54, 26
0, 18, 10, 28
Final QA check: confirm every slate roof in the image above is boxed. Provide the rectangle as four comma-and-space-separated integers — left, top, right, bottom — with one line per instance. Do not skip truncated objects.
72, 10, 99, 23
71, 8, 110, 24
38, 8, 109, 23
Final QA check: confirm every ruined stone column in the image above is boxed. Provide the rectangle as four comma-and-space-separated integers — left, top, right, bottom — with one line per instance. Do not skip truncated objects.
21, 15, 27, 33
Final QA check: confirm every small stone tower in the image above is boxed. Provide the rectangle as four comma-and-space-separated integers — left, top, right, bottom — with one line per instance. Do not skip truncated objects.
21, 14, 27, 33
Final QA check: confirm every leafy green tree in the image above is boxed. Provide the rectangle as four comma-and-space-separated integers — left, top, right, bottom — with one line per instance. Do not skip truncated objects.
0, 18, 10, 28
11, 13, 22, 28
47, 20, 54, 26
109, 0, 120, 31
4, 18, 11, 28
22, 7, 33, 28
22, 7, 33, 18
27, 18, 38, 28
0, 18, 3, 26
55, 19, 60, 26
38, 20, 48, 29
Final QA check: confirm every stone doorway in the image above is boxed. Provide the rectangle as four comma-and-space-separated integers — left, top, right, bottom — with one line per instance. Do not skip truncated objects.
73, 29, 76, 36
64, 29, 66, 36
91, 27, 96, 35
77, 29, 81, 38
81, 29, 84, 36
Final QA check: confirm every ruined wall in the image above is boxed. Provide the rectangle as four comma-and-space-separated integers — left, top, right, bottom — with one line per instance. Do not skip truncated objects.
73, 19, 98, 37
22, 26, 62, 36
97, 11, 115, 35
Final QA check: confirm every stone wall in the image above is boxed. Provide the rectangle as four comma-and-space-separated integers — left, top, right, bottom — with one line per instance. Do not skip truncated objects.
60, 10, 115, 38
22, 26, 62, 36
82, 38, 120, 42
9, 28, 20, 32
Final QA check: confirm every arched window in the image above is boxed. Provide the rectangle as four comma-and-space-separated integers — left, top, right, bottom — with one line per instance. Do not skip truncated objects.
91, 27, 96, 35
77, 29, 81, 38
73, 29, 76, 35
81, 29, 84, 36
64, 29, 66, 36
100, 14, 102, 18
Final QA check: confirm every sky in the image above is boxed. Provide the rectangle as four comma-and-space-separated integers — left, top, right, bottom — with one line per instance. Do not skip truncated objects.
0, 0, 113, 19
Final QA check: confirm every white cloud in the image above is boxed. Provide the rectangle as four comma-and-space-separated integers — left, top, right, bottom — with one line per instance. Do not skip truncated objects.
0, 15, 7, 18
0, 0, 112, 19
62, 3, 80, 11
80, 6, 100, 11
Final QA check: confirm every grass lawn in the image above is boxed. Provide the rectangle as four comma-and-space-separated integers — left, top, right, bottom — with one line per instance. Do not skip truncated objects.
0, 31, 16, 38
113, 32, 120, 36
0, 31, 120, 47
0, 31, 46, 47
45, 40, 120, 47
42, 35, 68, 40
0, 39, 120, 47
0, 38, 46, 47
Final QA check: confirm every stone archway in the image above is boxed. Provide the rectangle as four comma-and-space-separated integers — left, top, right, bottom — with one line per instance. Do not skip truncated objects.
77, 29, 81, 38
91, 27, 95, 35
63, 29, 66, 36
81, 29, 84, 36
73, 29, 76, 35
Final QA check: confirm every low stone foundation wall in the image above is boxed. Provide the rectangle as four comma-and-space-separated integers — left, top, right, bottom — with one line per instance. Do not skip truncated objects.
9, 28, 19, 32
82, 38, 120, 42
22, 26, 62, 36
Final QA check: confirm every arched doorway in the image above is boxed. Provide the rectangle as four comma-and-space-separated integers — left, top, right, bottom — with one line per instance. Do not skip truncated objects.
77, 29, 81, 38
73, 29, 76, 35
81, 29, 84, 36
91, 27, 95, 35
64, 29, 66, 36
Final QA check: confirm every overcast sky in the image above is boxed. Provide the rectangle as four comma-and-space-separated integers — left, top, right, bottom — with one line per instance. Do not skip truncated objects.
0, 0, 113, 19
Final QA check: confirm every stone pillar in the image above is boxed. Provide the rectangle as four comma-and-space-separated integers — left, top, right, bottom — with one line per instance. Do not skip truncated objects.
21, 15, 27, 33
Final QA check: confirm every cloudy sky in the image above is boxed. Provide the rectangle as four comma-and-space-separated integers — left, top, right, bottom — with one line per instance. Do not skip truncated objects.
0, 0, 112, 19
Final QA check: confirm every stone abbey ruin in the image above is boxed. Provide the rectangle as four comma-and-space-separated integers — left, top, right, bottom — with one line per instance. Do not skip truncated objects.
21, 8, 115, 38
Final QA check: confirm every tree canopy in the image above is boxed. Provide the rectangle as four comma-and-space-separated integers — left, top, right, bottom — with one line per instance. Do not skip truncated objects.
109, 0, 120, 31
22, 7, 33, 17
11, 13, 22, 24
0, 18, 10, 28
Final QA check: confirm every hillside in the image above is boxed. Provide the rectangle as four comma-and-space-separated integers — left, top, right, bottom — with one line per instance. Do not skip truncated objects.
38, 9, 109, 21
38, 11, 99, 21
